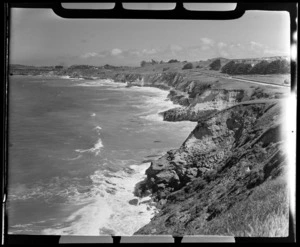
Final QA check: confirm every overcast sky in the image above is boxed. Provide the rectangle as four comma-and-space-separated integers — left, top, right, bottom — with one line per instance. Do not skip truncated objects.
10, 7, 290, 67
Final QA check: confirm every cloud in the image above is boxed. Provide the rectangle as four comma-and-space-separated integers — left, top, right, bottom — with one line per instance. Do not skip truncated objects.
141, 48, 157, 55
170, 44, 183, 52
199, 37, 215, 51
250, 41, 264, 50
200, 37, 215, 46
81, 52, 99, 58
80, 52, 106, 59
217, 42, 227, 49
111, 48, 122, 56
129, 50, 142, 56
77, 40, 287, 65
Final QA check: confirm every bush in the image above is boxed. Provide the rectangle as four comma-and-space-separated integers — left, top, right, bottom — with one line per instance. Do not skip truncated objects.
168, 59, 179, 63
163, 67, 169, 71
151, 59, 158, 65
249, 60, 270, 74
265, 59, 290, 74
194, 178, 207, 190
209, 59, 221, 70
189, 83, 211, 98
246, 169, 265, 189
204, 169, 218, 182
221, 59, 289, 75
221, 61, 236, 74
283, 79, 289, 84
232, 63, 252, 74
182, 63, 193, 70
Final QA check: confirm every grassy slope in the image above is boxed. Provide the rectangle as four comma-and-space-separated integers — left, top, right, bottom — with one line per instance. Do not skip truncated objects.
135, 100, 289, 236
200, 175, 289, 237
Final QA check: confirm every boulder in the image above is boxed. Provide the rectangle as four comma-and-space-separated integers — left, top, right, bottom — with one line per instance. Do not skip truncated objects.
128, 198, 139, 206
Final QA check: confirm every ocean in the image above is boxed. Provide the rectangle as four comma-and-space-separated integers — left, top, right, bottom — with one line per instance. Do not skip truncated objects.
7, 75, 196, 236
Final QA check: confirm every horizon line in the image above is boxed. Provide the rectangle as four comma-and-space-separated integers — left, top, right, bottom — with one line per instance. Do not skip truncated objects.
9, 54, 290, 68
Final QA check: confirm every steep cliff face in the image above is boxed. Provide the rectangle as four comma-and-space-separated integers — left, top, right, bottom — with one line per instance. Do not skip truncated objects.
134, 100, 288, 236
162, 89, 248, 121
112, 72, 280, 122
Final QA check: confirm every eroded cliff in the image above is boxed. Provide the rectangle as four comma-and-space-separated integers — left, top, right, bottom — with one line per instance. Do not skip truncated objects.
134, 100, 289, 236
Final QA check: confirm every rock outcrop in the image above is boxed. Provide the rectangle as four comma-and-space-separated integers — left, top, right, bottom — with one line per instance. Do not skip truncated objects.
134, 100, 288, 236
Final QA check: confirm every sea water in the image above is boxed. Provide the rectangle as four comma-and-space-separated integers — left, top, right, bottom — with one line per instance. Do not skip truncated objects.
7, 75, 196, 235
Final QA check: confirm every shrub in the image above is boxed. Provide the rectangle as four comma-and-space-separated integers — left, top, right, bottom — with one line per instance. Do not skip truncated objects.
249, 60, 270, 74
163, 67, 169, 71
204, 169, 218, 182
232, 63, 252, 74
168, 59, 179, 63
182, 63, 193, 70
151, 59, 158, 65
246, 169, 265, 189
189, 83, 211, 98
265, 59, 290, 74
140, 60, 147, 67
221, 61, 236, 74
194, 178, 207, 190
209, 59, 221, 70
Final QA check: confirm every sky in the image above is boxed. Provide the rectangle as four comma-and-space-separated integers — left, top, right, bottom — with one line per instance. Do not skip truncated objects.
10, 6, 290, 67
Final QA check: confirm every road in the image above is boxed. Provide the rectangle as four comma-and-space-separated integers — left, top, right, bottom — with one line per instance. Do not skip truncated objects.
200, 71, 290, 88
222, 76, 290, 88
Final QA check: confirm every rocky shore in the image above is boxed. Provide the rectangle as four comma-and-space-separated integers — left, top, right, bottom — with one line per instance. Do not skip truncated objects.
10, 63, 290, 236
134, 100, 288, 236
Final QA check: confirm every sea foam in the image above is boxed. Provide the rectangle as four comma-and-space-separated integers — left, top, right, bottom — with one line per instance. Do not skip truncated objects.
75, 138, 103, 156
42, 162, 157, 236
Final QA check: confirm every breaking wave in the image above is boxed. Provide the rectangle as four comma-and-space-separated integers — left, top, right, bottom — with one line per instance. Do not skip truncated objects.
41, 163, 157, 236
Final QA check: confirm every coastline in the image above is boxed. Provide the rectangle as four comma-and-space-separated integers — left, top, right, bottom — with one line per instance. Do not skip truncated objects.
8, 64, 291, 236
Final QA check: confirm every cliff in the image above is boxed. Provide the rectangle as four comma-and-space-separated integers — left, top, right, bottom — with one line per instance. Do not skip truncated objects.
110, 71, 285, 122
134, 100, 289, 236
10, 62, 288, 123
10, 62, 290, 236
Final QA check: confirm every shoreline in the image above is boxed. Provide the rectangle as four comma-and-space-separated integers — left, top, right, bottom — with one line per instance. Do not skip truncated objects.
9, 71, 291, 236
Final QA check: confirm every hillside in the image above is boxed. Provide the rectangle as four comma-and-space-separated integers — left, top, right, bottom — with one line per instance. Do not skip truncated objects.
134, 100, 289, 236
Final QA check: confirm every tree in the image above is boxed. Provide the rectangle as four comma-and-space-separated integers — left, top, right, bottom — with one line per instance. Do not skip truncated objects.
209, 59, 221, 70
140, 60, 147, 67
264, 60, 281, 74
182, 63, 193, 70
151, 59, 158, 65
249, 60, 270, 74
232, 63, 252, 74
168, 59, 179, 63
221, 61, 236, 74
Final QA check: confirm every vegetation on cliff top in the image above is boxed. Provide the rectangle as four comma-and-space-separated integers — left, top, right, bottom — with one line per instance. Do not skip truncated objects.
209, 59, 221, 71
221, 59, 290, 75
